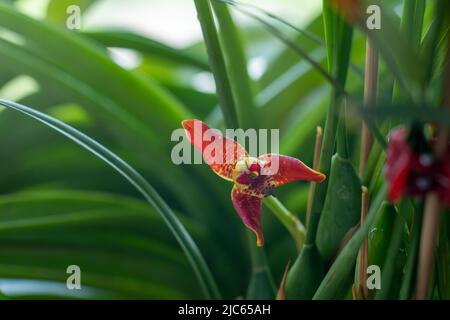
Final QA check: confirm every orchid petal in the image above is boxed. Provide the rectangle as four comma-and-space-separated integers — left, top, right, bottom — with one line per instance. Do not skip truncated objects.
231, 186, 264, 246
182, 119, 248, 181
257, 154, 326, 188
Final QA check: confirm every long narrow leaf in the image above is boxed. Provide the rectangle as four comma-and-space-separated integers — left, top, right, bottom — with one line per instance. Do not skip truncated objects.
81, 30, 210, 70
0, 98, 221, 299
211, 1, 257, 129
313, 184, 387, 299
193, 0, 238, 127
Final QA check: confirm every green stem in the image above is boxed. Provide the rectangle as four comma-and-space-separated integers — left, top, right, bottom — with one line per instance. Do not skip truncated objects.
375, 200, 409, 300
305, 92, 338, 244
313, 184, 387, 299
264, 196, 306, 251
246, 230, 276, 299
336, 103, 349, 159
393, 0, 426, 101
211, 1, 257, 129
193, 0, 238, 128
399, 203, 423, 299
306, 3, 353, 244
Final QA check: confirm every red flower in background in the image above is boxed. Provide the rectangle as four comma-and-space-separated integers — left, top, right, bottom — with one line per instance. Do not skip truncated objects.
385, 127, 414, 202
182, 120, 326, 246
385, 127, 450, 206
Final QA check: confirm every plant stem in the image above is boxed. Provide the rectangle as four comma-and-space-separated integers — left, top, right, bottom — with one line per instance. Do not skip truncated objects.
399, 204, 423, 299
357, 186, 369, 299
193, 0, 238, 128
306, 126, 323, 227
356, 36, 378, 300
360, 38, 379, 177
336, 104, 349, 159
305, 4, 354, 244
375, 200, 409, 300
211, 1, 257, 129
313, 184, 387, 299
264, 196, 306, 251
246, 230, 276, 299
195, 0, 275, 298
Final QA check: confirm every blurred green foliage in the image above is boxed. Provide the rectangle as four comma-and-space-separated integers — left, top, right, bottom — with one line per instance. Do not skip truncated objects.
0, 0, 448, 300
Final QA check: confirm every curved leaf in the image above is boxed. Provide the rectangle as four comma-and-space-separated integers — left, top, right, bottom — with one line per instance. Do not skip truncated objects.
0, 98, 221, 299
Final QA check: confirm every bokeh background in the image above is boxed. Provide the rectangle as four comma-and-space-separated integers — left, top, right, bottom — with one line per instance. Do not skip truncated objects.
0, 0, 447, 300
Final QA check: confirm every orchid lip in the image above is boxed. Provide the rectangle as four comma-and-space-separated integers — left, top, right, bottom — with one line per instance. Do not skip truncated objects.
248, 162, 261, 173
236, 172, 250, 185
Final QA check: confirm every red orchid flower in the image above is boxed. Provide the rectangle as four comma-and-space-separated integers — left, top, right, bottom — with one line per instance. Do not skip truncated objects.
385, 126, 450, 206
182, 119, 326, 246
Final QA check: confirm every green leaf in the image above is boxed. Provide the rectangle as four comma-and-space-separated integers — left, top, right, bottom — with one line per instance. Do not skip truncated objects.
369, 202, 409, 299
436, 211, 450, 299
313, 184, 387, 299
246, 240, 276, 300
285, 1, 355, 299
0, 4, 230, 226
316, 154, 362, 262
399, 204, 423, 299
368, 203, 396, 269
285, 244, 325, 299
193, 0, 238, 128
211, 1, 257, 129
196, 0, 275, 299
375, 200, 411, 300
0, 98, 221, 299
0, 190, 199, 298
81, 30, 210, 70
0, 3, 191, 141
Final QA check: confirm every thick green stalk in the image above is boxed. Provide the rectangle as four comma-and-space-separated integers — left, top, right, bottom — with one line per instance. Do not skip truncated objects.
211, 1, 257, 129
422, 0, 448, 90
304, 97, 337, 243
401, 0, 425, 50
246, 231, 276, 299
335, 16, 353, 160
305, 4, 353, 245
399, 206, 423, 299
393, 0, 426, 100
193, 0, 238, 128
313, 185, 387, 299
264, 196, 306, 251
285, 3, 354, 299
375, 200, 410, 300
